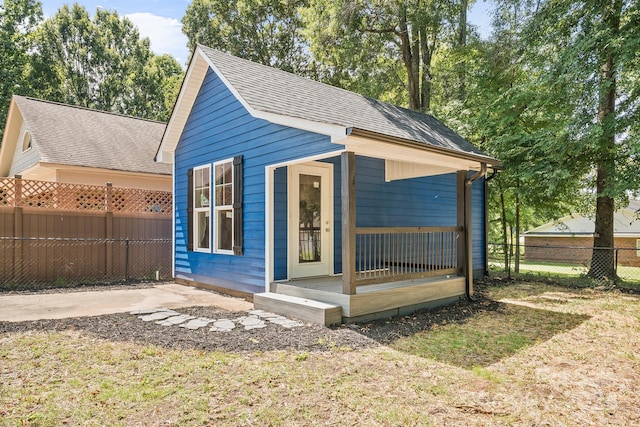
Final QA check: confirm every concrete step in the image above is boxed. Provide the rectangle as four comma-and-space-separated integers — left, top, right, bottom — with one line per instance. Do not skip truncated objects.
253, 292, 342, 326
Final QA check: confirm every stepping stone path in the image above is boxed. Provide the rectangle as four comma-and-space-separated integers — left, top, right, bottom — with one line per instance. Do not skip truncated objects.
129, 307, 304, 332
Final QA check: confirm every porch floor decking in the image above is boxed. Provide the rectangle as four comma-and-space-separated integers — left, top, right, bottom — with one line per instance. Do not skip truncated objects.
270, 274, 466, 320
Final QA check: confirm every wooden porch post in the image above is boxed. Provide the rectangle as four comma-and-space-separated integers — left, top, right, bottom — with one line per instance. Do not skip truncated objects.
456, 171, 467, 278
341, 152, 356, 295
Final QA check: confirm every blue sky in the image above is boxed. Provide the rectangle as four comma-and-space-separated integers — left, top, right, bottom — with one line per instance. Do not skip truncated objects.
40, 1, 495, 67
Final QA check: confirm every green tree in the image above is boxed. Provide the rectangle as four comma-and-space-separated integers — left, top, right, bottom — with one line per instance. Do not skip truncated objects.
126, 54, 184, 122
0, 0, 42, 136
27, 3, 182, 120
437, 0, 582, 273
182, 0, 310, 74
304, 0, 459, 112
521, 0, 640, 279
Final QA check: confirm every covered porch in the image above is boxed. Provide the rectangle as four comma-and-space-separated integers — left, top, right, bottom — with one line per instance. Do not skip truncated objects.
257, 135, 492, 325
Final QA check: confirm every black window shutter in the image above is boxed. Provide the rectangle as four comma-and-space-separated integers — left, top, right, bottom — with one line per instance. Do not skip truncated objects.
233, 156, 243, 255
186, 168, 194, 251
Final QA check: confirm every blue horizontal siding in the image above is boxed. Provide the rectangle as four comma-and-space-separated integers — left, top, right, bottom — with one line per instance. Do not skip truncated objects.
272, 156, 487, 278
174, 68, 342, 290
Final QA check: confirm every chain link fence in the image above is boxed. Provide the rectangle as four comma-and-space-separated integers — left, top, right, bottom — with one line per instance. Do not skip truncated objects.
0, 237, 172, 291
488, 242, 640, 286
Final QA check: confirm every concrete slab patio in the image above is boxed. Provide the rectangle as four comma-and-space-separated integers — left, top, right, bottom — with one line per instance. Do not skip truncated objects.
0, 283, 253, 322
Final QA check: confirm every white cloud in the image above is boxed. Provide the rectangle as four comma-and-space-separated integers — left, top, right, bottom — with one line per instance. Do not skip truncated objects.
125, 12, 189, 66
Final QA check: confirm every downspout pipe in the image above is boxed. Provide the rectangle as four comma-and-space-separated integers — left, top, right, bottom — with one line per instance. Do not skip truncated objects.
465, 163, 487, 300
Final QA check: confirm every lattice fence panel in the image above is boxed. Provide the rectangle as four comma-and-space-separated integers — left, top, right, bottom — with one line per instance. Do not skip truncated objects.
112, 188, 172, 214
21, 179, 59, 208
21, 180, 109, 211
1, 178, 171, 215
0, 178, 16, 206
67, 183, 107, 211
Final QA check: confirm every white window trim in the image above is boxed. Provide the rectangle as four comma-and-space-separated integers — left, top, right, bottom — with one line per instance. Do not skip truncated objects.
193, 164, 211, 253
213, 158, 235, 255
636, 239, 640, 257
22, 131, 32, 153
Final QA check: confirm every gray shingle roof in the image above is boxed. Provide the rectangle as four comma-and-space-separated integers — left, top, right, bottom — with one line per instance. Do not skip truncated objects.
14, 96, 170, 175
200, 45, 489, 158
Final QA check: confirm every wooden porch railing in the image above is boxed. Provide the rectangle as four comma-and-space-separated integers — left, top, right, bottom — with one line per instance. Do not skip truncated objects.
354, 226, 462, 285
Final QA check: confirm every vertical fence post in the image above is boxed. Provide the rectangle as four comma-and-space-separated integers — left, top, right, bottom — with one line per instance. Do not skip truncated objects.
125, 238, 130, 281
614, 247, 619, 278
13, 175, 23, 282
105, 183, 113, 278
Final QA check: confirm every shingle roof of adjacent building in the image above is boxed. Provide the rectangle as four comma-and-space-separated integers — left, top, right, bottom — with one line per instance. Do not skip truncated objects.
199, 45, 489, 158
524, 201, 640, 236
14, 96, 170, 175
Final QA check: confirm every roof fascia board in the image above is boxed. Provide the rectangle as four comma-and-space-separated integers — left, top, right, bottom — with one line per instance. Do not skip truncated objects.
34, 162, 172, 178
348, 128, 499, 167
0, 98, 22, 176
156, 48, 209, 163
344, 134, 480, 171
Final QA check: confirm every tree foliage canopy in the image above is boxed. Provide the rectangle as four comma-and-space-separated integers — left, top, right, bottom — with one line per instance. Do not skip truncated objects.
182, 0, 310, 74
26, 4, 183, 121
0, 0, 42, 136
0, 1, 182, 125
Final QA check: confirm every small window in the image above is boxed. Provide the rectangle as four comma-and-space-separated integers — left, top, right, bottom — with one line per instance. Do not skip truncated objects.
22, 131, 32, 152
193, 165, 211, 252
214, 159, 234, 253
636, 239, 640, 257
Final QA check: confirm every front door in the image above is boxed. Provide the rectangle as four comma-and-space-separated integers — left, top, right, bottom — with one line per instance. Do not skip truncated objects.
288, 162, 333, 278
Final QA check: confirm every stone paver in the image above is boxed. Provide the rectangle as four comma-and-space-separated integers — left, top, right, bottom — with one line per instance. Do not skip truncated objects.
179, 317, 214, 330
131, 308, 303, 333
238, 316, 267, 330
210, 319, 236, 332
140, 310, 179, 322
156, 314, 195, 326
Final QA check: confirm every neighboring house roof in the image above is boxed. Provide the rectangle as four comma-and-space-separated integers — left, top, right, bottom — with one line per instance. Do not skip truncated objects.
156, 45, 498, 169
0, 96, 171, 176
524, 202, 640, 237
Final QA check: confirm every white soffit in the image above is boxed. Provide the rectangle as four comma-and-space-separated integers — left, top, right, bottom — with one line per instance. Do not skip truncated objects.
344, 135, 480, 175
385, 160, 458, 181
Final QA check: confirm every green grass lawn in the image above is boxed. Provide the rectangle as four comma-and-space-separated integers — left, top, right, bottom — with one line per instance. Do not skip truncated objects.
2, 280, 639, 426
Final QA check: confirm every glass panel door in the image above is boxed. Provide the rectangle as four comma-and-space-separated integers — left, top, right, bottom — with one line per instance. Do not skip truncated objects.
288, 162, 333, 278
299, 174, 322, 263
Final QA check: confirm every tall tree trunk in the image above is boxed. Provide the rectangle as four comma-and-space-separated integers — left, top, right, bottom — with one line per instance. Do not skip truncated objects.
419, 27, 432, 112
498, 180, 509, 273
457, 0, 468, 101
514, 187, 520, 273
398, 9, 420, 111
588, 0, 621, 280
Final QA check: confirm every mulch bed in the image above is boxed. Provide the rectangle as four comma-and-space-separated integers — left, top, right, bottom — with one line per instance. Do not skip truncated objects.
0, 282, 500, 353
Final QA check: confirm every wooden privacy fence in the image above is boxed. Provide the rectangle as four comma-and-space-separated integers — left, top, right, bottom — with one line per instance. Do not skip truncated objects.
0, 177, 172, 289
0, 237, 172, 289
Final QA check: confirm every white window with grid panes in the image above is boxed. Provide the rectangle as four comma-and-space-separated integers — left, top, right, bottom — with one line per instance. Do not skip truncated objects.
214, 159, 234, 253
193, 165, 211, 252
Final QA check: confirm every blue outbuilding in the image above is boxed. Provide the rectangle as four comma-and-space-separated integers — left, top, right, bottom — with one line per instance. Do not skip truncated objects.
156, 45, 499, 325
